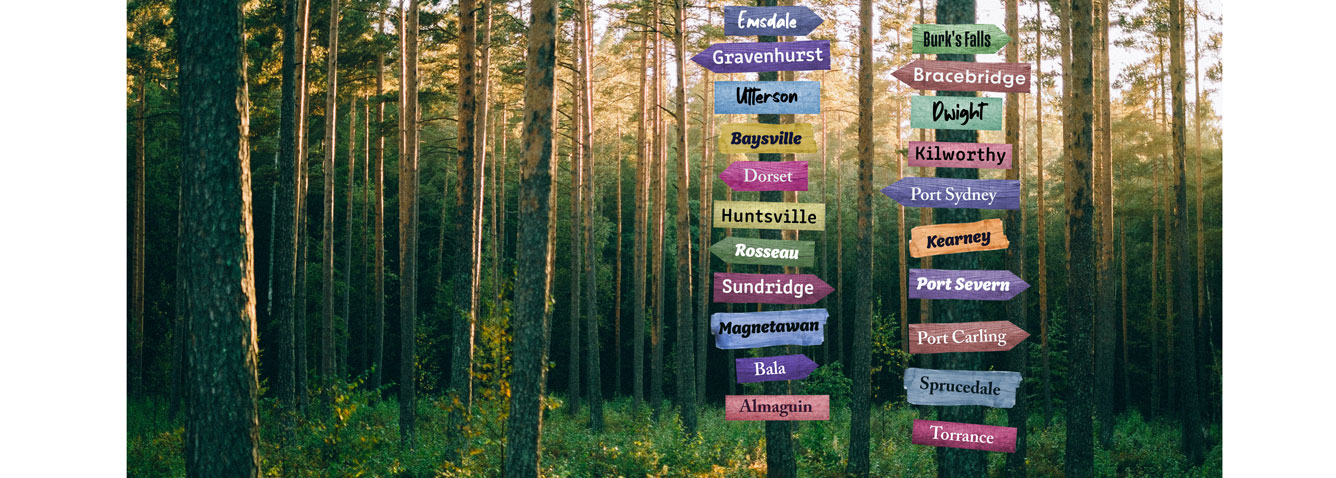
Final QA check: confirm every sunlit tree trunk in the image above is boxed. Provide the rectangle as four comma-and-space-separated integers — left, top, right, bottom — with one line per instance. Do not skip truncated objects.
1064, 0, 1096, 474
369, 0, 386, 393
847, 0, 874, 473
1003, 1, 1030, 474
320, 0, 340, 391
343, 97, 356, 379
672, 0, 696, 435
1093, 0, 1116, 447
132, 72, 146, 399
567, 18, 584, 413
1034, 0, 1051, 425
650, 0, 666, 419
453, 0, 481, 413
580, 0, 602, 431
632, 21, 649, 412
1169, 0, 1204, 463
399, 0, 421, 448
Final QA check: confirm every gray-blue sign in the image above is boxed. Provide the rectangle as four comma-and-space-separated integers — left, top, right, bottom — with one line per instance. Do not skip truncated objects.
904, 367, 1022, 408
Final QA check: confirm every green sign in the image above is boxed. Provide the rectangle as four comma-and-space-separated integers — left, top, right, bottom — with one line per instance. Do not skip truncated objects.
709, 236, 815, 268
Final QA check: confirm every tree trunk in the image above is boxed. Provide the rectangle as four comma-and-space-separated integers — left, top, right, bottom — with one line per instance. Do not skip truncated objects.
132, 72, 146, 399
697, 3, 715, 403
370, 0, 386, 393
846, 0, 874, 474
453, 0, 481, 413
1150, 165, 1160, 415
650, 0, 665, 419
504, 0, 558, 469
1121, 218, 1130, 411
320, 0, 340, 391
176, 0, 261, 471
358, 95, 369, 379
615, 123, 624, 398
295, 0, 313, 410
567, 28, 584, 413
1035, 0, 1051, 428
1093, 0, 1116, 447
672, 0, 696, 436
399, 0, 421, 448
581, 0, 603, 431
1003, 1, 1030, 474
632, 21, 649, 412
344, 97, 356, 380
1064, 0, 1096, 474
1169, 0, 1204, 464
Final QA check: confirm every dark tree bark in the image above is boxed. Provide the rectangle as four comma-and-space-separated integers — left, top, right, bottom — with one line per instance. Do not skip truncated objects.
1169, 0, 1205, 464
270, 0, 304, 411
567, 34, 584, 414
132, 72, 146, 399
1064, 0, 1096, 475
454, 0, 481, 413
846, 0, 874, 474
399, 0, 421, 448
671, 0, 696, 436
176, 0, 260, 473
370, 0, 386, 393
294, 0, 314, 412
580, 0, 602, 431
503, 0, 558, 469
1003, 0, 1030, 475
321, 0, 340, 390
650, 0, 666, 419
1033, 0, 1051, 426
696, 3, 715, 404
932, 2, 988, 475
632, 20, 649, 412
343, 97, 356, 379
1093, 0, 1117, 447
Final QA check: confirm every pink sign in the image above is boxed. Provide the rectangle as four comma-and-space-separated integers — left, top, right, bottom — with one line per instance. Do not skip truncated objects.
725, 395, 830, 421
908, 141, 1013, 170
911, 419, 1016, 453
719, 160, 809, 191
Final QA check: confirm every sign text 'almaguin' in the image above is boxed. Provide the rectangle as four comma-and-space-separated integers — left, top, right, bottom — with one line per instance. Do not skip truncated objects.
711, 308, 827, 349
726, 395, 830, 421
908, 320, 1030, 354
904, 367, 1022, 408
911, 419, 1016, 453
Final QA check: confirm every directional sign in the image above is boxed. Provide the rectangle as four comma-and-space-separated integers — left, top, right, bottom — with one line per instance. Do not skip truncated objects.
719, 123, 818, 154
723, 6, 824, 37
881, 177, 1020, 210
892, 60, 1031, 93
908, 321, 1030, 354
912, 24, 1011, 55
904, 368, 1022, 408
710, 236, 815, 268
711, 308, 827, 349
714, 200, 825, 231
909, 218, 1009, 258
715, 81, 821, 115
720, 160, 808, 191
910, 96, 1004, 131
736, 354, 819, 383
691, 40, 832, 74
908, 141, 1012, 170
908, 268, 1029, 301
911, 419, 1016, 453
726, 395, 830, 421
713, 272, 833, 305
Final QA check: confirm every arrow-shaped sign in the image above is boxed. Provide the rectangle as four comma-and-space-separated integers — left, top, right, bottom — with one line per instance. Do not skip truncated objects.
726, 395, 830, 421
910, 95, 1004, 131
908, 320, 1030, 354
710, 236, 815, 268
713, 272, 833, 304
892, 59, 1031, 93
691, 40, 831, 74
736, 354, 819, 383
908, 141, 1012, 170
711, 308, 828, 349
912, 419, 1017, 453
723, 6, 824, 37
909, 218, 1009, 258
715, 80, 821, 115
720, 160, 808, 191
881, 177, 1019, 210
904, 367, 1022, 408
912, 24, 1011, 55
908, 268, 1029, 301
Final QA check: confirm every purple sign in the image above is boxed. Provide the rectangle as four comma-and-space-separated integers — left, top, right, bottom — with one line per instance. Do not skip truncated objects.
691, 40, 832, 74
720, 160, 809, 192
714, 272, 834, 304
881, 177, 1020, 210
736, 354, 818, 383
908, 268, 1029, 301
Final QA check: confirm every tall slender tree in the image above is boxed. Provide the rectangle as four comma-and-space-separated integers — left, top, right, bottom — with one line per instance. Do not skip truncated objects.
632, 19, 649, 411
176, 0, 260, 472
580, 0, 603, 431
1093, 0, 1117, 447
1003, 0, 1030, 474
321, 0, 340, 390
132, 70, 146, 399
294, 0, 313, 410
847, 0, 874, 473
370, 0, 386, 393
1034, 0, 1051, 425
344, 97, 356, 379
271, 0, 304, 413
504, 0, 558, 469
455, 0, 482, 412
399, 0, 421, 448
567, 17, 584, 413
650, 0, 666, 418
1064, 0, 1096, 474
672, 0, 696, 436
1169, 0, 1204, 464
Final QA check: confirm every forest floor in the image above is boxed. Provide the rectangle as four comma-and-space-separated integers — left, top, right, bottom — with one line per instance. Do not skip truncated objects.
128, 386, 1222, 477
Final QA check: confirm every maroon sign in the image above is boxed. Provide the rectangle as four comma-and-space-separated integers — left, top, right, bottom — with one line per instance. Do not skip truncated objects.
908, 321, 1030, 354
725, 395, 830, 421
911, 419, 1016, 453
713, 272, 834, 305
719, 160, 809, 191
891, 59, 1031, 93
908, 141, 1013, 170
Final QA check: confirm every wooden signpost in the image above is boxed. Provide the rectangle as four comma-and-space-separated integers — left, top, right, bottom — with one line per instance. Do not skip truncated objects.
709, 236, 815, 268
725, 395, 830, 421
711, 308, 827, 349
908, 141, 1012, 170
904, 367, 1022, 408
723, 6, 824, 37
908, 268, 1029, 301
911, 419, 1017, 453
892, 59, 1031, 93
736, 354, 819, 383
719, 160, 808, 191
911, 24, 1010, 55
910, 95, 1004, 131
908, 218, 1009, 258
718, 123, 818, 154
715, 80, 821, 115
713, 200, 825, 231
881, 177, 1020, 210
713, 272, 833, 305
691, 40, 832, 74
908, 321, 1030, 354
